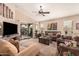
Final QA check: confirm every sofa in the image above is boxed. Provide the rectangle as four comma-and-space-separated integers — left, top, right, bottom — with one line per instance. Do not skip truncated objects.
58, 45, 79, 56
0, 39, 40, 56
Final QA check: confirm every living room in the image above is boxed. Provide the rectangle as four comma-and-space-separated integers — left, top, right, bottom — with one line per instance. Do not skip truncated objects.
1, 2, 79, 57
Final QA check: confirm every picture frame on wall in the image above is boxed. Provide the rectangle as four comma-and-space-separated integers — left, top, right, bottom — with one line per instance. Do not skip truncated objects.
52, 23, 57, 30
76, 23, 79, 30
47, 23, 57, 30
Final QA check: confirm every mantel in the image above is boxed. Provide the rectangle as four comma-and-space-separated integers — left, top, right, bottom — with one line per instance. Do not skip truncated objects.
45, 30, 61, 33
45, 30, 61, 35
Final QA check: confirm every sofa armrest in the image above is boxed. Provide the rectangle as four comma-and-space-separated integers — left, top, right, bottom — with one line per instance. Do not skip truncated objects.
16, 43, 40, 56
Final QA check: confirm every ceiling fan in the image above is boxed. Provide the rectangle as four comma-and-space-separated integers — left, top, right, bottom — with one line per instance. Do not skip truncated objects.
39, 6, 50, 16
33, 6, 50, 16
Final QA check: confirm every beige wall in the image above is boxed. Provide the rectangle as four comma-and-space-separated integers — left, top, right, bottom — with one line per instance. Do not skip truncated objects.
39, 14, 79, 36
0, 3, 36, 36
15, 8, 34, 23
15, 7, 37, 36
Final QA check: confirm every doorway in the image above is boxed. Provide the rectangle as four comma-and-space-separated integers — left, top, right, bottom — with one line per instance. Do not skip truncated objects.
20, 23, 33, 39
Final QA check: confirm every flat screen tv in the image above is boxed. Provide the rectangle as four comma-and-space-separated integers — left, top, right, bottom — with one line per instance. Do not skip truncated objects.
3, 22, 18, 36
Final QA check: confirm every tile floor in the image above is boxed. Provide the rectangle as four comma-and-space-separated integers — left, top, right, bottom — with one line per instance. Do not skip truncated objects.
20, 38, 58, 56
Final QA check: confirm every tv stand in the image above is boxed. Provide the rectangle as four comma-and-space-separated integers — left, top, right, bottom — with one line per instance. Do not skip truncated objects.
2, 34, 20, 40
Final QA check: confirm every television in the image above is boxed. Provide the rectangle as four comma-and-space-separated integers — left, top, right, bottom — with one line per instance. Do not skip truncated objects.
3, 22, 18, 36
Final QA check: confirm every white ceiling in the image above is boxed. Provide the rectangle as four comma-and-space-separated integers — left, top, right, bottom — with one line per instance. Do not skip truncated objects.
14, 3, 79, 21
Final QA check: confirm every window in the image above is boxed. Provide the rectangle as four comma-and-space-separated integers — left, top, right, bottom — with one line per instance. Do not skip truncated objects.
0, 3, 13, 19
6, 6, 10, 18
3, 4, 5, 17
0, 3, 3, 16
6, 6, 8, 18
11, 11, 13, 19
9, 9, 11, 18
64, 20, 73, 35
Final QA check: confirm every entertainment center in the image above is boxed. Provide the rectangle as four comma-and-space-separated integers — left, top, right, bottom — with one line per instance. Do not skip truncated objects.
0, 21, 19, 40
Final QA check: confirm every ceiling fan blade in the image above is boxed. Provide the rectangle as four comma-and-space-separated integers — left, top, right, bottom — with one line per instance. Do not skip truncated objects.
39, 11, 50, 14
41, 12, 50, 14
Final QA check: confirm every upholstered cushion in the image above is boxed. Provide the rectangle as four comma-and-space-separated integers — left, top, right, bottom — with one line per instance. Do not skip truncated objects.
8, 39, 19, 52
0, 39, 18, 56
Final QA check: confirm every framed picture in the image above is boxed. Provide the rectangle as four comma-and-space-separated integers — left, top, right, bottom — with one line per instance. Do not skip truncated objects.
76, 23, 79, 30
47, 23, 57, 30
52, 23, 57, 30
